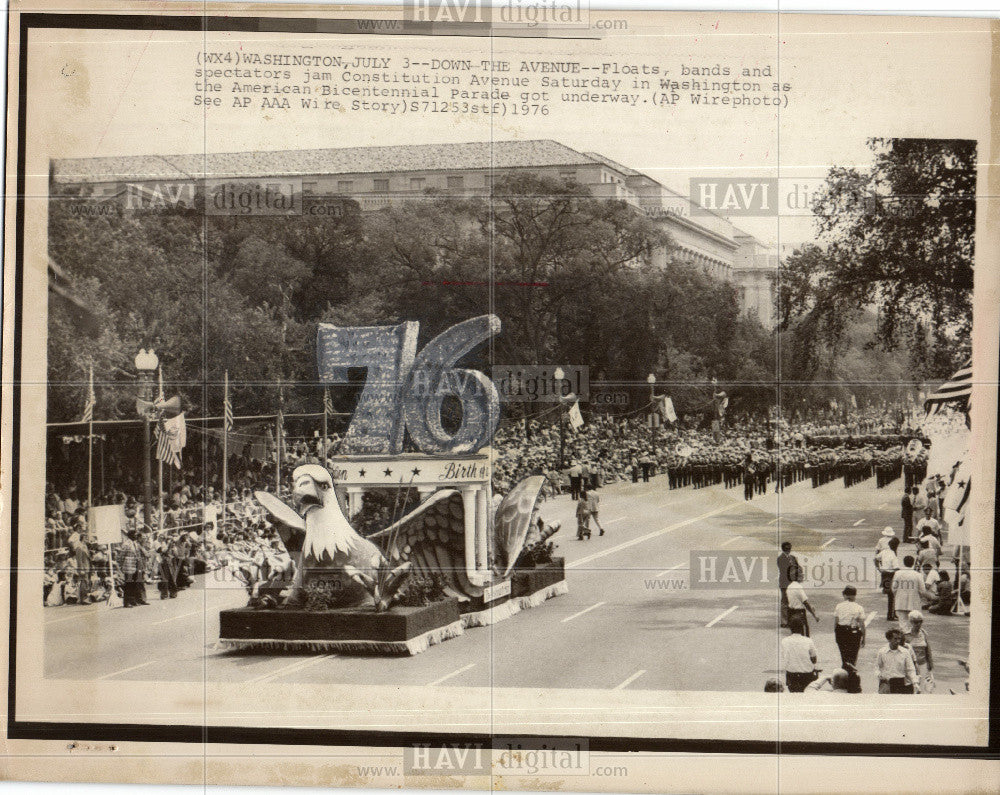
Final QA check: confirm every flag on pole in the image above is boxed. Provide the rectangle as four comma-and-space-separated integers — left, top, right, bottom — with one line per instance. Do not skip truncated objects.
81, 366, 96, 423
944, 459, 971, 545
323, 387, 333, 416
568, 400, 584, 430
223, 372, 234, 432
659, 396, 677, 423
154, 413, 186, 469
925, 359, 972, 416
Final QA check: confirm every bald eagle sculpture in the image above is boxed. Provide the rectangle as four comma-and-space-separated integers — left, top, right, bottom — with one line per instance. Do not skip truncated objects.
256, 466, 548, 607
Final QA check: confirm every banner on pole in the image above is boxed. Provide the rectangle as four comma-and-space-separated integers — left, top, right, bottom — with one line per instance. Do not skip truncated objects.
568, 400, 584, 430
89, 504, 126, 546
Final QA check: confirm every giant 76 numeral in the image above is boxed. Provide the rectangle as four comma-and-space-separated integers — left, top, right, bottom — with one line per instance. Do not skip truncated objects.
316, 315, 501, 456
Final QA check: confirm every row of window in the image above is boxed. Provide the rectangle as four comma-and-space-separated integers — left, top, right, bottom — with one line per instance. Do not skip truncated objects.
302, 169, 580, 195
301, 174, 478, 195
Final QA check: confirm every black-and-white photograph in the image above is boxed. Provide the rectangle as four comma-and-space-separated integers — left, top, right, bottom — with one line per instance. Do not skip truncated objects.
42, 135, 975, 696
3, 3, 997, 790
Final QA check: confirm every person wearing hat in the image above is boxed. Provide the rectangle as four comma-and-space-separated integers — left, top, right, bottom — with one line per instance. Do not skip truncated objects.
119, 529, 149, 608
833, 585, 866, 667
875, 526, 896, 554
875, 535, 900, 621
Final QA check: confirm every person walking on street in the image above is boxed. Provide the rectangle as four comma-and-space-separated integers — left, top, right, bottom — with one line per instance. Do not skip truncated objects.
785, 564, 819, 636
587, 488, 605, 536
904, 611, 934, 693
119, 529, 149, 608
876, 627, 918, 693
777, 542, 799, 628
575, 490, 591, 540
568, 462, 583, 501
781, 617, 819, 692
911, 486, 928, 520
892, 554, 928, 617
901, 488, 914, 541
833, 585, 866, 667
876, 536, 900, 621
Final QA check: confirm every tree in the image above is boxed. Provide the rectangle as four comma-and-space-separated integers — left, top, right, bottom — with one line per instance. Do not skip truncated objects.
807, 137, 974, 376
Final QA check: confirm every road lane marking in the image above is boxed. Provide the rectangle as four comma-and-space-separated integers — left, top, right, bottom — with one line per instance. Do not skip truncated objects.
153, 609, 205, 625
820, 537, 837, 549
45, 607, 103, 626
852, 519, 865, 526
97, 660, 157, 680
865, 610, 876, 627
568, 503, 739, 569
720, 537, 742, 548
654, 563, 687, 577
429, 663, 476, 687
605, 516, 626, 524
767, 518, 779, 525
561, 601, 606, 624
613, 670, 646, 690
878, 502, 888, 509
248, 654, 334, 684
706, 606, 738, 628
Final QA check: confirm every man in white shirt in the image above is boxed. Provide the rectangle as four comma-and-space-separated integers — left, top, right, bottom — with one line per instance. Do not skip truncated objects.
876, 536, 901, 621
893, 555, 929, 617
781, 617, 818, 692
785, 564, 819, 636
876, 628, 918, 693
922, 563, 941, 594
915, 507, 941, 542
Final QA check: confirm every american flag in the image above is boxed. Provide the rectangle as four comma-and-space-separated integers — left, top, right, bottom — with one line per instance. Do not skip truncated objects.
323, 387, 333, 416
924, 358, 972, 416
155, 414, 185, 469
80, 366, 95, 424
223, 371, 234, 432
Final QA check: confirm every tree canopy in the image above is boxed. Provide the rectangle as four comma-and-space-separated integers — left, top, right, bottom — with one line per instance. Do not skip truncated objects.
48, 173, 777, 423
779, 137, 974, 381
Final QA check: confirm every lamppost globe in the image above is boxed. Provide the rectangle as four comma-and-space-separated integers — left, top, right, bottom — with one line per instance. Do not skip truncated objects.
134, 348, 158, 372
647, 373, 656, 385
553, 366, 565, 382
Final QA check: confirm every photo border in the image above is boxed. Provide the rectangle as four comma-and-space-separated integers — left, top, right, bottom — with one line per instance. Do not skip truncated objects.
4, 7, 999, 760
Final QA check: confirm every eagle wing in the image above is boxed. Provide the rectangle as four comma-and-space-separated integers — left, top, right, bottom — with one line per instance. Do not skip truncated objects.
254, 490, 305, 555
370, 490, 483, 600
494, 476, 546, 577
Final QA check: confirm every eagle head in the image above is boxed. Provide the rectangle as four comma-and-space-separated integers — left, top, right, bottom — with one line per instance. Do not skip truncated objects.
290, 464, 383, 569
292, 464, 335, 517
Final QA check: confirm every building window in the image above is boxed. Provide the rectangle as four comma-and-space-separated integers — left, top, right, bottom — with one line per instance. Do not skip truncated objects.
410, 177, 425, 191
447, 175, 464, 190
373, 178, 389, 193
302, 181, 318, 195
484, 174, 492, 186
337, 180, 353, 193
560, 170, 576, 182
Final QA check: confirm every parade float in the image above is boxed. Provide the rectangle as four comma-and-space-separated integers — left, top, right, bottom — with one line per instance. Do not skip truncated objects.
219, 315, 566, 654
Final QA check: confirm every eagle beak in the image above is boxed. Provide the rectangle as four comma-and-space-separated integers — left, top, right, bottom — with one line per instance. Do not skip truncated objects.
293, 476, 322, 514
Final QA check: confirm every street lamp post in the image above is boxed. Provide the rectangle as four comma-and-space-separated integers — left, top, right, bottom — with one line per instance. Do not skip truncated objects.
647, 373, 657, 450
134, 348, 158, 531
554, 367, 566, 469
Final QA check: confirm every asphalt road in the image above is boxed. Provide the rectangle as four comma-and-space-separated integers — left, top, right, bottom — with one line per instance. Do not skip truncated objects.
44, 473, 971, 694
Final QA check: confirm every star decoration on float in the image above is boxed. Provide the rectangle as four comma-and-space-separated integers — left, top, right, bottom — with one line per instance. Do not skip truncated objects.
357, 469, 366, 478
412, 467, 421, 475
384, 467, 393, 476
